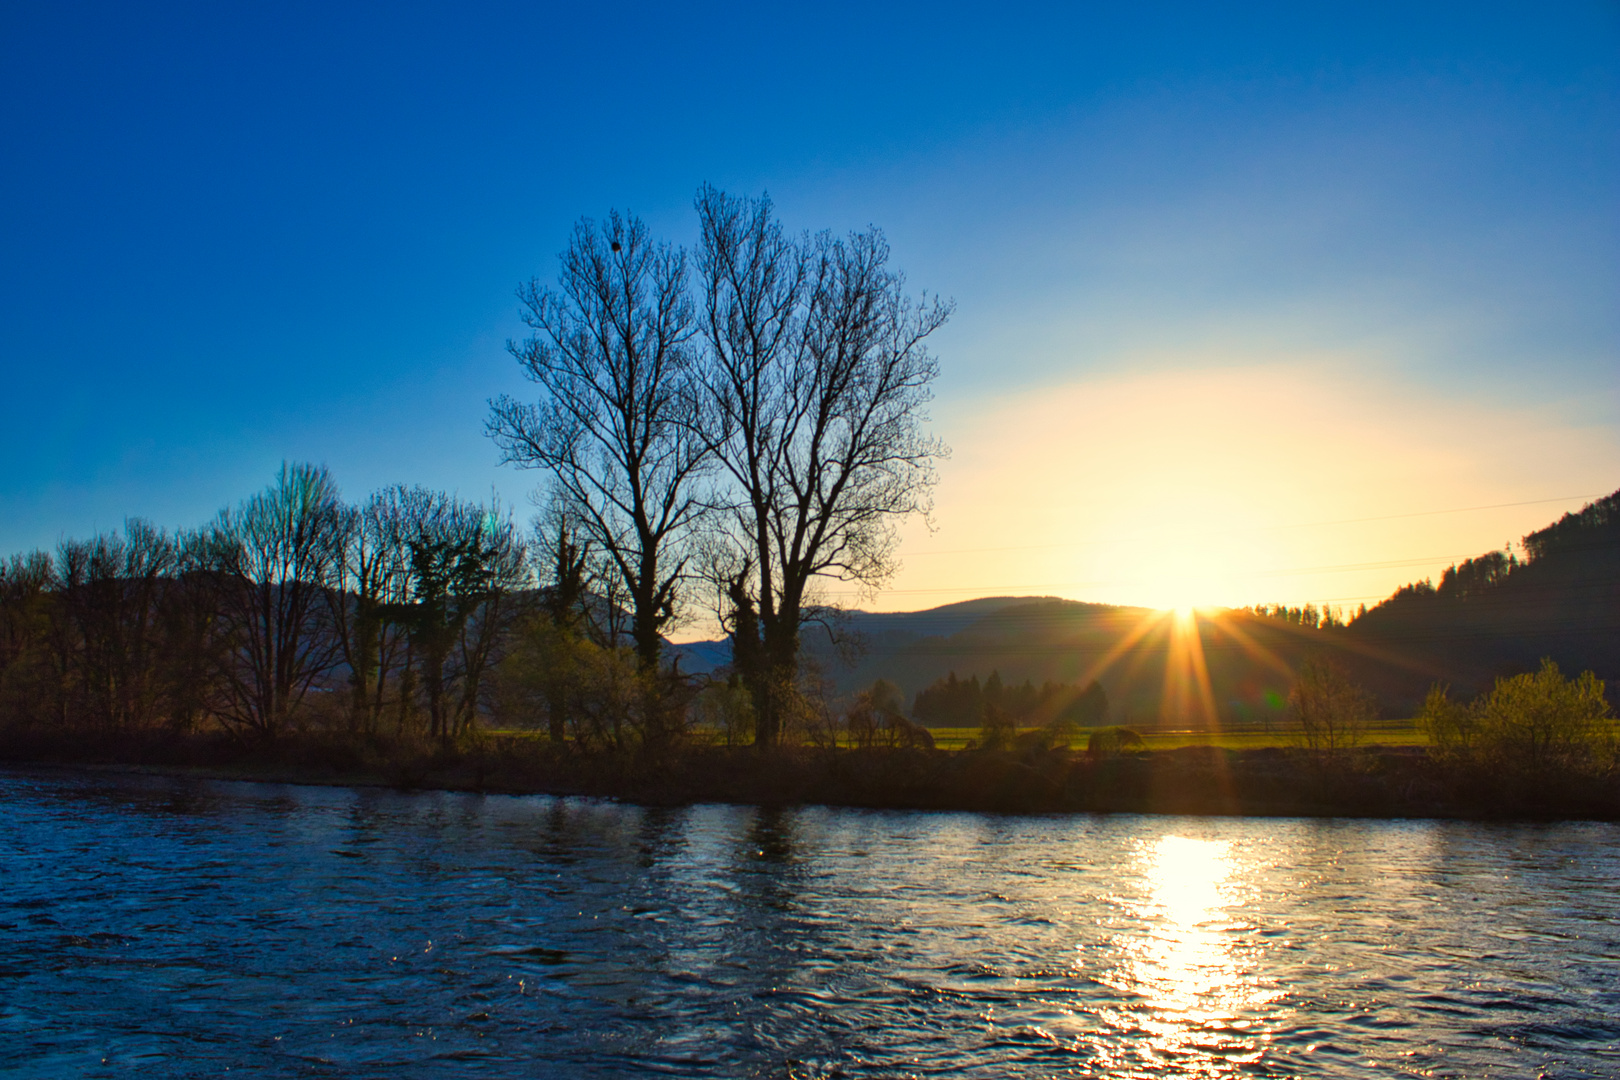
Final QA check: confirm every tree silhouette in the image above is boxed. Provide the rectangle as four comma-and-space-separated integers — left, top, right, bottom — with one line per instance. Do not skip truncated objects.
210, 463, 343, 738
694, 187, 949, 746
489, 212, 706, 675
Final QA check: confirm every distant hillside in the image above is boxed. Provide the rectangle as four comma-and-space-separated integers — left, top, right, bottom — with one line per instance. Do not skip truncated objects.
677, 598, 1336, 728
666, 597, 1052, 684
671, 488, 1620, 724
804, 597, 1153, 702
1342, 487, 1620, 703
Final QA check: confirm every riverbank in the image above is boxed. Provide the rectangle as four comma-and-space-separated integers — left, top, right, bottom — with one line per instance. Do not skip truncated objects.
2, 728, 1616, 820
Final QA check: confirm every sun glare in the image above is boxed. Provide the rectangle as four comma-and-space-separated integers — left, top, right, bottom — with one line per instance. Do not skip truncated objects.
1124, 834, 1276, 1026
1159, 605, 1220, 728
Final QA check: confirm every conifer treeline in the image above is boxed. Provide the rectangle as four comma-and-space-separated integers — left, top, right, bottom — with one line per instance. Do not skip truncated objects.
910, 670, 1108, 729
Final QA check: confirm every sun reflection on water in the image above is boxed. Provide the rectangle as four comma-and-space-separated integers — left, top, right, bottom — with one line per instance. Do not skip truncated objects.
1138, 836, 1238, 1008
1095, 834, 1283, 1075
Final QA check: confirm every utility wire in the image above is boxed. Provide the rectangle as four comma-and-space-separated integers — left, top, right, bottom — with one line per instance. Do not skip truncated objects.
899, 492, 1607, 559
810, 552, 1485, 598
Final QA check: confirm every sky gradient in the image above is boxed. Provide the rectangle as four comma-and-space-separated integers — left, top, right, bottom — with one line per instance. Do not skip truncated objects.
3, 2, 1616, 626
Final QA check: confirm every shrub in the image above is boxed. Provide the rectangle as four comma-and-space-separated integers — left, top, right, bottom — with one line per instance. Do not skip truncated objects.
1019, 717, 1079, 754
1086, 725, 1143, 758
844, 678, 934, 751
1416, 684, 1480, 759
1476, 659, 1611, 769
976, 704, 1016, 751
691, 679, 755, 747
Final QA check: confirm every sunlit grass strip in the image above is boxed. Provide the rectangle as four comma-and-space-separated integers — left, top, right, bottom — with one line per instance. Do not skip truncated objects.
843, 722, 1432, 751
484, 722, 1434, 751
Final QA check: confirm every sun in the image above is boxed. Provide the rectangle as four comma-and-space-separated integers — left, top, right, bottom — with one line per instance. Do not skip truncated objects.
1160, 600, 1214, 623
1135, 552, 1234, 615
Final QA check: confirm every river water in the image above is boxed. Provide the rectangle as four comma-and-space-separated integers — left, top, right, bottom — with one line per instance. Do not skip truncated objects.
0, 769, 1616, 1078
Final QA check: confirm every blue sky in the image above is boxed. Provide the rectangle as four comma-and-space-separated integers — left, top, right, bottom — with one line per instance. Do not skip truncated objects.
2, 2, 1616, 612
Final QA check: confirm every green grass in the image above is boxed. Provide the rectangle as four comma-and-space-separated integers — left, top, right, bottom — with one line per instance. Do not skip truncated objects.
488, 721, 1433, 751
925, 721, 1430, 752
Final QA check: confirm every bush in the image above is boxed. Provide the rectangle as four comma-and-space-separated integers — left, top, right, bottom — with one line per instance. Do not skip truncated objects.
1018, 717, 1079, 754
691, 679, 755, 747
976, 704, 1016, 751
845, 679, 934, 750
1477, 659, 1611, 769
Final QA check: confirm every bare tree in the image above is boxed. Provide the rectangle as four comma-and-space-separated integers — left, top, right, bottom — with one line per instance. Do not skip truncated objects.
447, 502, 530, 737
0, 552, 59, 728
488, 211, 706, 674
55, 520, 176, 730
326, 488, 415, 734
156, 529, 231, 733
530, 514, 593, 743
211, 463, 344, 738
694, 188, 950, 746
1289, 655, 1374, 755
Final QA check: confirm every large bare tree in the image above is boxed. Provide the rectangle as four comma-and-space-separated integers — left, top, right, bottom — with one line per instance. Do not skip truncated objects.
488, 212, 706, 674
694, 187, 950, 746
211, 463, 344, 738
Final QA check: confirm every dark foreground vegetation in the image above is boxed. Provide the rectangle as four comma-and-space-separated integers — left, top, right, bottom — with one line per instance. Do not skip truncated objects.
5, 727, 1618, 820
1, 466, 1614, 819
3, 646, 1616, 821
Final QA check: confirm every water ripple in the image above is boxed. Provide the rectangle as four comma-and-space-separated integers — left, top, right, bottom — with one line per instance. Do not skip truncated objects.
2, 768, 1618, 1077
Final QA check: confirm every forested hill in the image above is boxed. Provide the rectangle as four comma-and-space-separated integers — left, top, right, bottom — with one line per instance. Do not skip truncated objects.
1343, 487, 1620, 701
671, 598, 1134, 697
801, 598, 1151, 702
681, 599, 1336, 727
671, 489, 1620, 723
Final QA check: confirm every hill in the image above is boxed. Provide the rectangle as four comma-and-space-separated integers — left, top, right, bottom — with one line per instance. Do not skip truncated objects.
672, 488, 1620, 724
1341, 487, 1620, 704
677, 599, 1333, 728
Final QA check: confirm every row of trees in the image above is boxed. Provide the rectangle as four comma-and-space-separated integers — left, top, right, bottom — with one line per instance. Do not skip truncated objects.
0, 465, 527, 740
1374, 550, 1522, 608
1242, 602, 1360, 629
910, 670, 1109, 729
488, 187, 950, 747
3, 189, 952, 752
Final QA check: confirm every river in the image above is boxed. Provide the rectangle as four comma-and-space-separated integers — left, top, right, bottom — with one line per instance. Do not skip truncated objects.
1, 768, 1616, 1077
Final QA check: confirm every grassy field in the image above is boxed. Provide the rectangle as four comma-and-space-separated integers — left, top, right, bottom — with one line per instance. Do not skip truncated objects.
487, 721, 1432, 752
923, 720, 1429, 752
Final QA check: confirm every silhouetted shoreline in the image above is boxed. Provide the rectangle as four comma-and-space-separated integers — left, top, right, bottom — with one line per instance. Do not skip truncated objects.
4, 730, 1616, 821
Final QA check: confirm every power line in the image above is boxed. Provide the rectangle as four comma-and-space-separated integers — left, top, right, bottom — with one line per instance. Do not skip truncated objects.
898, 492, 1608, 559
1272, 493, 1608, 531
810, 552, 1484, 598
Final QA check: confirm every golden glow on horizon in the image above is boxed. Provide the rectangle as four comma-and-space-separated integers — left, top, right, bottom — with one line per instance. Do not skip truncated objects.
1059, 605, 1300, 727
668, 364, 1617, 644
858, 363, 1619, 619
